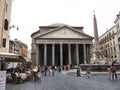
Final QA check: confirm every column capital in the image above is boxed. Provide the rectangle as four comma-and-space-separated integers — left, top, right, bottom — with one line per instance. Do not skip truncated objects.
60, 44, 63, 47
44, 44, 47, 46
52, 44, 55, 47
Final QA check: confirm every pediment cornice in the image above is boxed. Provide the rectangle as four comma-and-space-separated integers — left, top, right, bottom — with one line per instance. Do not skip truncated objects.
34, 25, 93, 39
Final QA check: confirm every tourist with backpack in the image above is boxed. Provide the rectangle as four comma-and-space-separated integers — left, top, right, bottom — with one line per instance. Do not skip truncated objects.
111, 64, 117, 80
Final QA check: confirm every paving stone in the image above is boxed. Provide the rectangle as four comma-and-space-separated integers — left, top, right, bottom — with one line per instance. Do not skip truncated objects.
6, 71, 120, 90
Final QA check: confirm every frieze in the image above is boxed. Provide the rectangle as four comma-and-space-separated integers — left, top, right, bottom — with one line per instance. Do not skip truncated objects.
36, 39, 92, 44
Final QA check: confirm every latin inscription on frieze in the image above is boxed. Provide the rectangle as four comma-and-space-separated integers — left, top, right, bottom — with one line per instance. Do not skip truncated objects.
36, 39, 92, 44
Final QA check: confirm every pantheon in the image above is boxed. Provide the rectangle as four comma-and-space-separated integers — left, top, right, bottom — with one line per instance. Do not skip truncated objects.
31, 23, 93, 66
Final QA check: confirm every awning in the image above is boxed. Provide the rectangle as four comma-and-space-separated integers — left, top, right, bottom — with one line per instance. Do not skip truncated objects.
0, 52, 19, 58
0, 52, 26, 62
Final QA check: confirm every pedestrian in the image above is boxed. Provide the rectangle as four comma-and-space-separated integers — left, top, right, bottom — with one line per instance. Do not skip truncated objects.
44, 65, 48, 76
114, 64, 117, 79
111, 65, 116, 80
32, 65, 39, 81
70, 64, 73, 69
48, 66, 51, 76
58, 66, 61, 72
52, 65, 55, 76
107, 66, 111, 80
86, 67, 91, 78
65, 65, 69, 71
41, 66, 44, 76
36, 71, 42, 82
77, 65, 80, 76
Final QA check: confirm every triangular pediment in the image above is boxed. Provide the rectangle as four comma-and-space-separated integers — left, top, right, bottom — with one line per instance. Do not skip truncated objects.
36, 26, 93, 39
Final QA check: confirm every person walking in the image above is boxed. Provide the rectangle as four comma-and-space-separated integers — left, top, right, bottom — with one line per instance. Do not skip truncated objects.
107, 66, 111, 80
41, 66, 45, 76
111, 65, 116, 80
113, 64, 117, 80
58, 66, 61, 72
32, 65, 39, 81
86, 67, 91, 78
48, 66, 51, 76
51, 65, 55, 76
44, 65, 48, 76
77, 65, 80, 76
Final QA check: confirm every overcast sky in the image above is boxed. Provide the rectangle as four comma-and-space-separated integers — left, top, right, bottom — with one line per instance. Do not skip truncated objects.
10, 0, 120, 49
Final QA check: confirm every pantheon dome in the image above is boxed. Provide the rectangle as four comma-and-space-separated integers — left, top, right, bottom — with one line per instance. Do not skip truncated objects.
49, 23, 68, 26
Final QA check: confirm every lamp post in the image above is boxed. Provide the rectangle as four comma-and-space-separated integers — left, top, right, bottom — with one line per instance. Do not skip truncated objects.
10, 25, 19, 30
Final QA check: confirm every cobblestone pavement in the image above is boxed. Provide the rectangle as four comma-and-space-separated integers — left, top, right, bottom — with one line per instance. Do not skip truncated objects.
6, 71, 120, 90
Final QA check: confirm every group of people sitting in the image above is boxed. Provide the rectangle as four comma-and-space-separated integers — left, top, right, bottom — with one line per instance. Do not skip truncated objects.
7, 64, 42, 84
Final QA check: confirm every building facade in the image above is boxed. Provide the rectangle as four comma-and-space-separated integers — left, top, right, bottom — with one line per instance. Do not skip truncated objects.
31, 23, 93, 66
99, 12, 120, 63
9, 39, 28, 59
99, 26, 118, 63
0, 0, 12, 52
114, 12, 120, 62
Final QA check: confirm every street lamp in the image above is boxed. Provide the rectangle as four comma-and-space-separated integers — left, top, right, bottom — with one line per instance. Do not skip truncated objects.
10, 25, 19, 30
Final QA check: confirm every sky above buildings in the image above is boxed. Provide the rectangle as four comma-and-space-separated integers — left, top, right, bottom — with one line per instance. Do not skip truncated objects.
10, 0, 120, 49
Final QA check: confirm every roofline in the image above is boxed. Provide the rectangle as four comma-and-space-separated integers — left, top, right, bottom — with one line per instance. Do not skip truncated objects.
99, 25, 116, 38
31, 30, 40, 37
38, 26, 84, 29
31, 25, 84, 37
34, 25, 93, 39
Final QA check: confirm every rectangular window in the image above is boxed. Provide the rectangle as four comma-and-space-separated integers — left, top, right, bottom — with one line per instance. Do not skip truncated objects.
5, 3, 8, 12
4, 19, 9, 30
118, 37, 120, 42
2, 38, 6, 47
119, 45, 120, 50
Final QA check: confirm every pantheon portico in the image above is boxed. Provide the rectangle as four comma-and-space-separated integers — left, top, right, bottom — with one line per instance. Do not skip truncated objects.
31, 23, 93, 66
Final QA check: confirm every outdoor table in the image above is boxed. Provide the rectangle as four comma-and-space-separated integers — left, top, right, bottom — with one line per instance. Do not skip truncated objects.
20, 73, 27, 80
